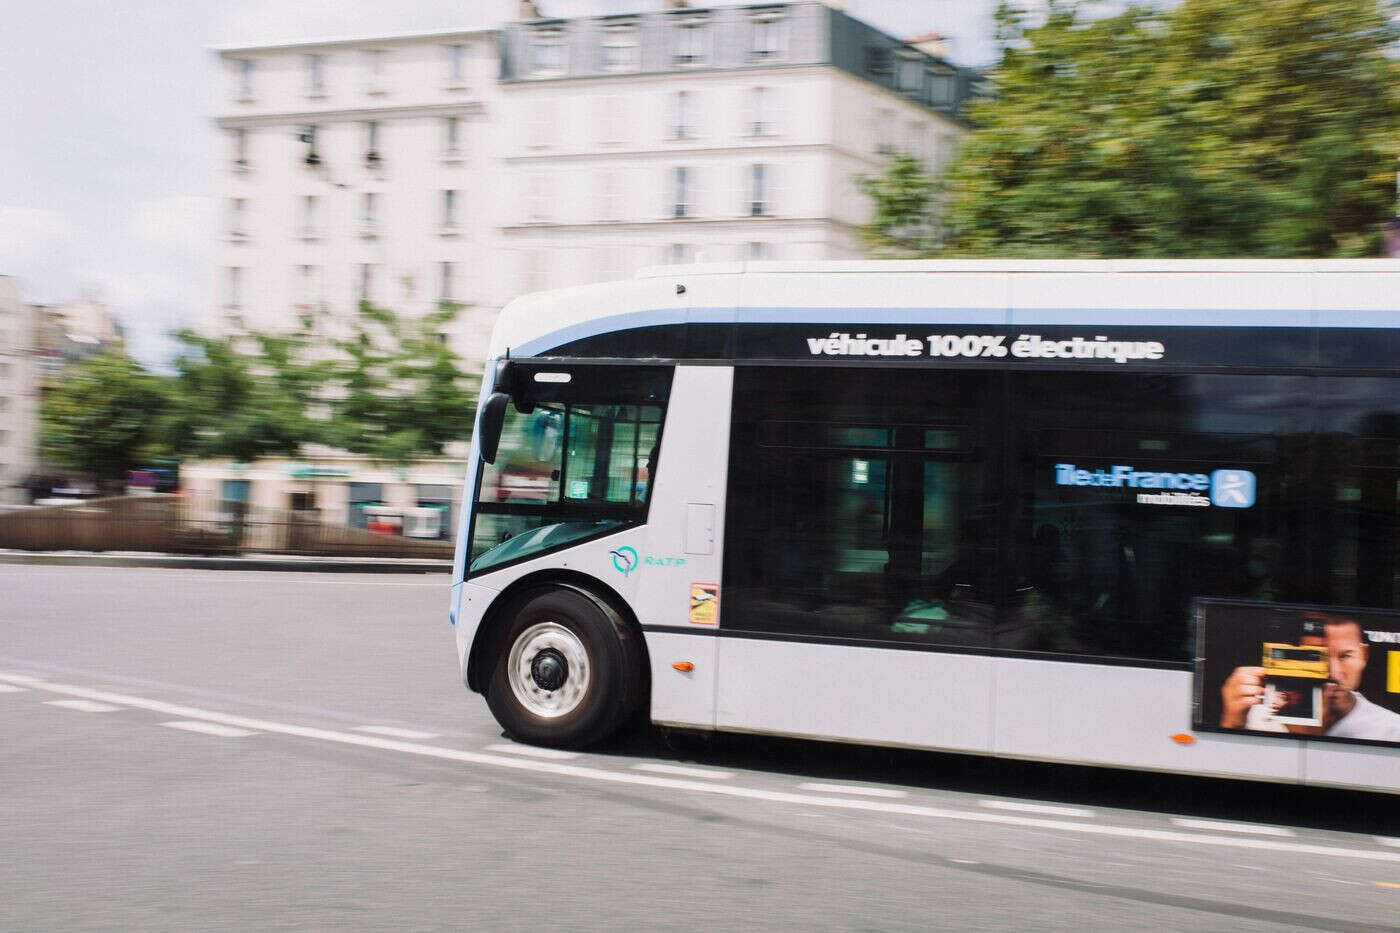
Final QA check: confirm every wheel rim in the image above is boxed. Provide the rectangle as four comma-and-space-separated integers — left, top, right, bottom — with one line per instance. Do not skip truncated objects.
507, 621, 590, 718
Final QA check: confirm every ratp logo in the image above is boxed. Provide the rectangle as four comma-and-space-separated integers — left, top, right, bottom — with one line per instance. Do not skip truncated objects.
610, 546, 638, 577
1210, 470, 1256, 508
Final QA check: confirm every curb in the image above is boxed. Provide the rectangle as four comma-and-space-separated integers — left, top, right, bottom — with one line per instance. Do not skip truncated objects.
0, 551, 452, 574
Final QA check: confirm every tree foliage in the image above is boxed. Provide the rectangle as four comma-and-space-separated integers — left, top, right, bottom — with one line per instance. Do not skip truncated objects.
39, 349, 168, 480
322, 301, 481, 463
39, 303, 481, 477
864, 0, 1400, 258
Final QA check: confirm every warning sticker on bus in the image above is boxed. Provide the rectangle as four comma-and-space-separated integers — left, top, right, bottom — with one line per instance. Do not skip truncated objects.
689, 583, 719, 625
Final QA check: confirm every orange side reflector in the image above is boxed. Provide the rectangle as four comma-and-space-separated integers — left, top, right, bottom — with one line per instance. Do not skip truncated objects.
672, 661, 695, 673
1171, 733, 1196, 745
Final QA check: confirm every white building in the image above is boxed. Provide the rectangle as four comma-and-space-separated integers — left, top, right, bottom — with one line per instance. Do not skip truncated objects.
214, 27, 503, 361
498, 1, 976, 292
0, 277, 38, 503
206, 1, 978, 523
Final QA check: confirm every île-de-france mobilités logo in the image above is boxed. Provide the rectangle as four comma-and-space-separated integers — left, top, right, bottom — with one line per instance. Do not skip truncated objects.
1209, 469, 1256, 508
610, 546, 638, 577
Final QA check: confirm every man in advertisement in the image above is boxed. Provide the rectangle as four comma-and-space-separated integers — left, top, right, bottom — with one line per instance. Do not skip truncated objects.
1219, 614, 1400, 742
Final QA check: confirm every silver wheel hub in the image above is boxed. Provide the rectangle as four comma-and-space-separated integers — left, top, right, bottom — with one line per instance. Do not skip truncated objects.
508, 621, 590, 718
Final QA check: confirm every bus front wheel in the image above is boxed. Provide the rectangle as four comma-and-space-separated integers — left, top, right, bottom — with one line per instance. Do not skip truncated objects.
485, 587, 643, 749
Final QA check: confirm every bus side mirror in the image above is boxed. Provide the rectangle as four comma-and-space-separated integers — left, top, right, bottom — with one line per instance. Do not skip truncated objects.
478, 392, 511, 464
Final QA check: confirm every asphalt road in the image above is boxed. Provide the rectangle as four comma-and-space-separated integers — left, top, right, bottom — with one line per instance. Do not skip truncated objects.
2, 565, 1398, 932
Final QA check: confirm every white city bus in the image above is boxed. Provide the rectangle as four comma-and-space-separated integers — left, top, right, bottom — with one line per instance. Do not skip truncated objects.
450, 260, 1400, 793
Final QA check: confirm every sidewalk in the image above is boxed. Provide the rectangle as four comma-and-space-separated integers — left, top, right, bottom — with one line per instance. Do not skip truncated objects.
0, 549, 452, 574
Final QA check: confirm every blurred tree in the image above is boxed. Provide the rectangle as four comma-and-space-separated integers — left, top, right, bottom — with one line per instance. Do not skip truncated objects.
864, 0, 1400, 257
157, 327, 330, 463
858, 152, 941, 257
39, 349, 167, 481
323, 301, 481, 462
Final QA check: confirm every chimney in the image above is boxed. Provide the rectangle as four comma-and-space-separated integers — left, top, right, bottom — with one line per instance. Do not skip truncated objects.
907, 32, 950, 59
821, 0, 848, 10
518, 0, 542, 21
665, 0, 690, 8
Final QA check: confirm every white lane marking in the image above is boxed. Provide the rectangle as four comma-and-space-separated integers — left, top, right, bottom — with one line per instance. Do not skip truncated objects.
2, 674, 1395, 865
1377, 837, 1400, 848
161, 721, 259, 738
980, 800, 1095, 818
355, 726, 441, 740
1170, 818, 1296, 837
800, 783, 908, 799
633, 763, 735, 780
45, 699, 122, 712
484, 742, 579, 760
0, 684, 29, 693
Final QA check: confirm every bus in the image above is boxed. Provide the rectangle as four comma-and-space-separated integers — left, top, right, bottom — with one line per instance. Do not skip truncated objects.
450, 260, 1400, 794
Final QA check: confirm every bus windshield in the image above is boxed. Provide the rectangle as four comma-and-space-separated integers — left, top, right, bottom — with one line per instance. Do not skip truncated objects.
469, 364, 672, 575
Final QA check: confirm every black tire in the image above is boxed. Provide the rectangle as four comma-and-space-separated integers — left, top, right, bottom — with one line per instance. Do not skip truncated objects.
485, 587, 645, 749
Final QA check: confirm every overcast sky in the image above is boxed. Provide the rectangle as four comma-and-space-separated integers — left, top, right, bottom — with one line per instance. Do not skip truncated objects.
0, 0, 1000, 365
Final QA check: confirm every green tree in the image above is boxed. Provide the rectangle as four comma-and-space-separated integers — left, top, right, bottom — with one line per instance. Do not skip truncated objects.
323, 301, 481, 463
864, 0, 1400, 258
40, 349, 168, 481
157, 326, 329, 463
857, 152, 941, 257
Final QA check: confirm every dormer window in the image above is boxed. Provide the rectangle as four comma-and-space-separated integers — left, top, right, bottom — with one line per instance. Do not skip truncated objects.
530, 27, 567, 76
749, 9, 787, 61
928, 66, 957, 107
601, 21, 639, 73
897, 53, 922, 94
672, 15, 709, 67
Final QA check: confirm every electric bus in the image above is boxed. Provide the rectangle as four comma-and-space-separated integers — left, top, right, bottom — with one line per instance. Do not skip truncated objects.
450, 260, 1400, 793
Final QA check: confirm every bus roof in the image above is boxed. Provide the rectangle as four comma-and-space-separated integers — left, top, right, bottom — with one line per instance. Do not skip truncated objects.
489, 259, 1400, 360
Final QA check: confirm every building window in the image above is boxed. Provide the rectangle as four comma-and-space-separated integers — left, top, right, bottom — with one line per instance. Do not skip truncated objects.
897, 54, 922, 94
299, 124, 320, 166
747, 86, 779, 136
441, 190, 458, 229
874, 110, 895, 154
670, 90, 695, 139
439, 262, 456, 302
928, 66, 956, 107
364, 121, 382, 167
595, 171, 620, 222
227, 267, 243, 309
444, 116, 462, 156
672, 167, 691, 219
748, 241, 770, 261
595, 95, 625, 145
672, 16, 708, 67
447, 44, 467, 86
668, 243, 695, 265
306, 54, 325, 95
750, 164, 771, 217
230, 128, 250, 168
361, 192, 378, 230
749, 10, 787, 61
523, 250, 547, 294
601, 23, 639, 72
297, 265, 319, 306
363, 49, 387, 94
528, 100, 557, 148
525, 174, 551, 223
228, 198, 247, 237
358, 263, 376, 303
530, 28, 566, 76
236, 58, 254, 100
300, 195, 320, 238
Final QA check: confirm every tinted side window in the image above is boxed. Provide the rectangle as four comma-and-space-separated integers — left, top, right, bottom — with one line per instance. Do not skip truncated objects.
723, 367, 1003, 647
1314, 377, 1400, 609
1004, 374, 1313, 663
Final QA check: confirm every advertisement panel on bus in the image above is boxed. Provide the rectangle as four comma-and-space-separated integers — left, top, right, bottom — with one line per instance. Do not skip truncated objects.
1195, 599, 1400, 747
